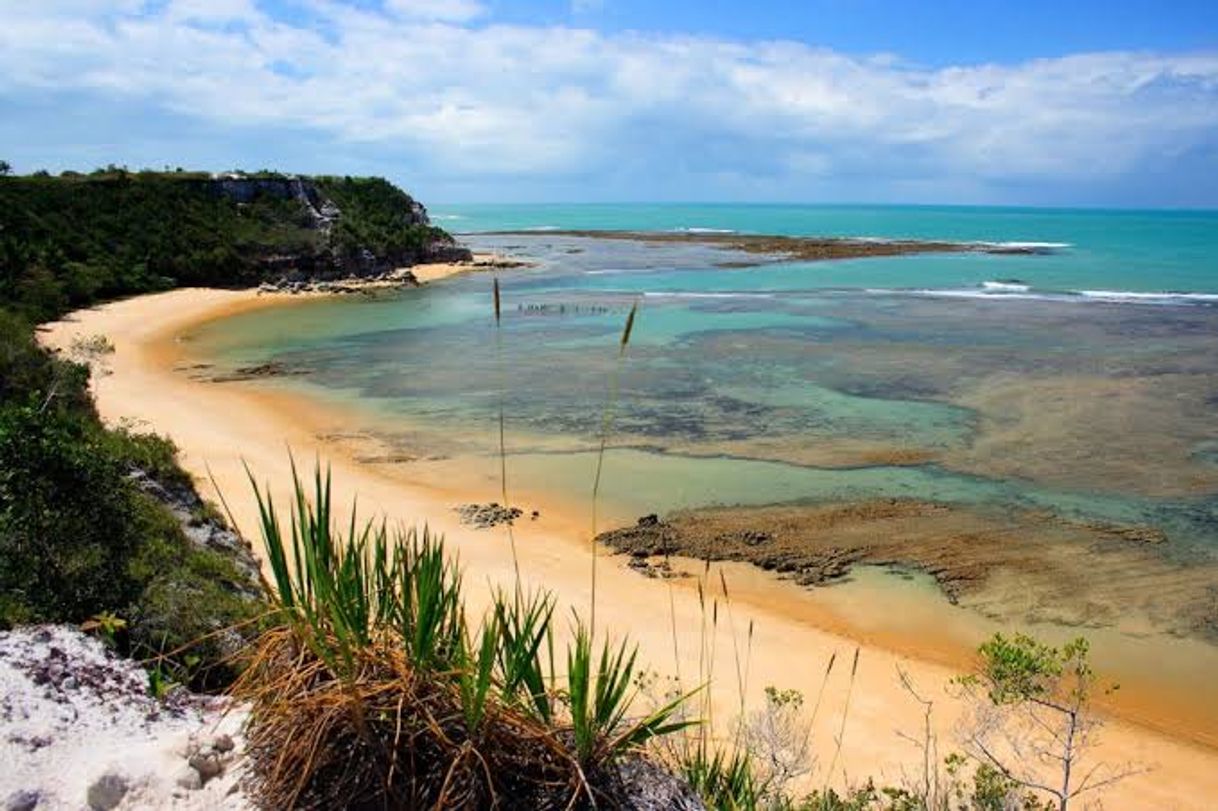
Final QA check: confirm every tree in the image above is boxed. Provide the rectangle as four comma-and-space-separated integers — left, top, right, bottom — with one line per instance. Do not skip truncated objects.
955, 634, 1138, 811
0, 160, 12, 176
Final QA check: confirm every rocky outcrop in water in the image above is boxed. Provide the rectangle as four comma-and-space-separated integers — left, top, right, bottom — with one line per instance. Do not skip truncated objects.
455, 502, 536, 529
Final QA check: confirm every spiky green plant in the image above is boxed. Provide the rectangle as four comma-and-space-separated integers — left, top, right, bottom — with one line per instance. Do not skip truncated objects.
457, 614, 500, 733
494, 588, 556, 723
566, 618, 697, 767
248, 458, 385, 672
392, 530, 464, 670
247, 455, 468, 677
681, 748, 763, 811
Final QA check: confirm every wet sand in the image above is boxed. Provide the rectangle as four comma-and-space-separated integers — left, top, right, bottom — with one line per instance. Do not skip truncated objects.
39, 288, 1218, 808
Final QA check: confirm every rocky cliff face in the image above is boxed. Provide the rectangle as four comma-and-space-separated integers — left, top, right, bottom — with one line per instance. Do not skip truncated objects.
206, 173, 469, 280
210, 175, 427, 230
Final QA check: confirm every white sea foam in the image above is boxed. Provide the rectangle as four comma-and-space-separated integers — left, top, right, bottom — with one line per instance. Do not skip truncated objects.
1078, 290, 1218, 303
643, 291, 775, 300
820, 237, 1071, 251
866, 288, 1056, 302
982, 280, 1031, 292
672, 227, 736, 234
974, 240, 1072, 250
523, 225, 561, 231
865, 286, 1218, 306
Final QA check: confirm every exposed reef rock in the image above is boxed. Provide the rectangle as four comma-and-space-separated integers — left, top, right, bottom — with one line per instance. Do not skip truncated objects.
598, 500, 1218, 641
487, 229, 1061, 266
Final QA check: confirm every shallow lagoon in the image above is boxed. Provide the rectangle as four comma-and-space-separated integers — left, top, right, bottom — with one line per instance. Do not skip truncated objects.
190, 233, 1218, 631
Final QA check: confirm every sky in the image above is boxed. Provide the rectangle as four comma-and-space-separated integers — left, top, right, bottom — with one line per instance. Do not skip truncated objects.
1, 1, 1217, 206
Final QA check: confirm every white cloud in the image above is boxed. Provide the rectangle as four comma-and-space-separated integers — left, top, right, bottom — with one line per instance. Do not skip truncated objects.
384, 0, 486, 23
165, 0, 263, 24
0, 2, 1215, 196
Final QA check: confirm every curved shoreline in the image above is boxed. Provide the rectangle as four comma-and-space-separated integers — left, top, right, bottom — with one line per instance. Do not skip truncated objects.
39, 287, 1218, 807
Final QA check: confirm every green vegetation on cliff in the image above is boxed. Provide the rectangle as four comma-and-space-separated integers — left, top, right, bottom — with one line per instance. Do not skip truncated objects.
0, 168, 460, 322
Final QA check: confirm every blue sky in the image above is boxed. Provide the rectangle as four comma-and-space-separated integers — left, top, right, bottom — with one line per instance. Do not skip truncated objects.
2, 1, 1217, 206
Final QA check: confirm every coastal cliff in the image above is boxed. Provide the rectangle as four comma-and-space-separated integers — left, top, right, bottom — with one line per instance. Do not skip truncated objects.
0, 169, 470, 320
203, 172, 471, 277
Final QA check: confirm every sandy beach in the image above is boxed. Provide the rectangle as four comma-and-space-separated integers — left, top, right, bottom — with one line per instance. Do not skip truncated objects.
409, 253, 531, 283
39, 286, 1218, 808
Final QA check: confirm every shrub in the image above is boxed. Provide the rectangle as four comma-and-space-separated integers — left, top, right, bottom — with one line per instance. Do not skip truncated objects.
0, 405, 149, 624
236, 462, 694, 809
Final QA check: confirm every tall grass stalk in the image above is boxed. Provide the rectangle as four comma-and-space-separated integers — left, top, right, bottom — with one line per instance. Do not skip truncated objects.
719, 570, 749, 725
667, 553, 682, 689
492, 277, 523, 596
825, 647, 861, 789
808, 651, 838, 736
588, 299, 639, 634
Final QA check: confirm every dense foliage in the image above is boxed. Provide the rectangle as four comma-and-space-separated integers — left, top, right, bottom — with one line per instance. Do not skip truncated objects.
0, 308, 259, 688
0, 169, 447, 322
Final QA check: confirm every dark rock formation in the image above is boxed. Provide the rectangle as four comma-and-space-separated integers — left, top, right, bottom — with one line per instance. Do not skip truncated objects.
595, 756, 706, 810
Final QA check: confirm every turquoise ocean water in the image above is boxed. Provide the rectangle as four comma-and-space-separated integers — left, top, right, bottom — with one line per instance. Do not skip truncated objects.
436, 203, 1218, 298
193, 204, 1218, 568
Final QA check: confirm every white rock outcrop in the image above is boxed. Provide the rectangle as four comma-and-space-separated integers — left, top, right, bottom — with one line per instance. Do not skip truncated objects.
0, 626, 250, 810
